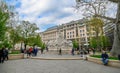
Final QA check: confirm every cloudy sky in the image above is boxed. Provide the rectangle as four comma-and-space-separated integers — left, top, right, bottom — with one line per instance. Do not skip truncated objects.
5, 0, 84, 32
5, 0, 117, 32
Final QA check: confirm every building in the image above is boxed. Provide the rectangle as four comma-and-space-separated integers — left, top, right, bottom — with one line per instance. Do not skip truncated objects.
40, 19, 91, 48
103, 23, 115, 46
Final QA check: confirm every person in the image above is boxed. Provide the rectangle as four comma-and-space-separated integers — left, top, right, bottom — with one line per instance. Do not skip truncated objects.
33, 47, 38, 56
20, 48, 24, 53
71, 48, 74, 55
4, 48, 9, 61
46, 47, 49, 52
101, 51, 109, 65
83, 50, 88, 60
0, 47, 6, 63
59, 48, 62, 55
28, 47, 33, 57
92, 48, 95, 55
41, 48, 44, 54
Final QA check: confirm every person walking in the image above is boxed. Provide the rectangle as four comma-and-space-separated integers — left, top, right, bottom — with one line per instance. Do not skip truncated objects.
101, 51, 109, 65
34, 47, 38, 56
1, 47, 6, 63
71, 48, 74, 55
4, 48, 9, 61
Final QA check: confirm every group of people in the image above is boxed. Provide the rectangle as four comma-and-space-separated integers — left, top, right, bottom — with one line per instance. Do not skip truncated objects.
0, 47, 9, 63
25, 47, 38, 58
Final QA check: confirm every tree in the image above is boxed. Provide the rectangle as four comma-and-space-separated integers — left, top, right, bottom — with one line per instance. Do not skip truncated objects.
9, 28, 22, 49
41, 43, 46, 50
90, 37, 97, 49
27, 34, 42, 47
0, 1, 9, 44
72, 40, 79, 49
76, 0, 120, 56
100, 36, 111, 50
87, 17, 104, 49
17, 21, 39, 49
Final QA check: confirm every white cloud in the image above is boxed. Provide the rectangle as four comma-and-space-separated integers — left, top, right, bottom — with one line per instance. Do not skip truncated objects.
14, 0, 83, 32
8, 0, 116, 32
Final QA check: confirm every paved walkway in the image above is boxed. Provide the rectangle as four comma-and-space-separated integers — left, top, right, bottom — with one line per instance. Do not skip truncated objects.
0, 52, 120, 73
0, 59, 119, 73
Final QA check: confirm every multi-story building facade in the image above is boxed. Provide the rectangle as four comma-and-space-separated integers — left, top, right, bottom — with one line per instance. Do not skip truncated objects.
103, 23, 115, 46
40, 19, 90, 47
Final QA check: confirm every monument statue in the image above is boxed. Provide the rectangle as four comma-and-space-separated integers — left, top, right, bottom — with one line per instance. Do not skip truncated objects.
47, 28, 73, 51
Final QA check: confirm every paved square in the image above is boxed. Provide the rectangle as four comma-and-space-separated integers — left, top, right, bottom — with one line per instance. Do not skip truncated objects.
0, 59, 119, 73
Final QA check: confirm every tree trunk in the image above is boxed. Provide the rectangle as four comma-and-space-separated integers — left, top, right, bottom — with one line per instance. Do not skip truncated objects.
111, 0, 120, 56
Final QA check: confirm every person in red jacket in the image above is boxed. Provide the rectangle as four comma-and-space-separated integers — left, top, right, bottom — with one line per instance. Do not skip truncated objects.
28, 47, 33, 57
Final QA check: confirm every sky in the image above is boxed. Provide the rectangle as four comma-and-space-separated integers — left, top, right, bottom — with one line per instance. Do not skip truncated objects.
5, 0, 84, 32
5, 0, 117, 32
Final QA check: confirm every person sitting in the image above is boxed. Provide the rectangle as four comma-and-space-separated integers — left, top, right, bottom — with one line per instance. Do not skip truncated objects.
101, 51, 109, 65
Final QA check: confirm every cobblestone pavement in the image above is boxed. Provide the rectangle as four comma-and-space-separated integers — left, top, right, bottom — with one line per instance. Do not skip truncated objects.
0, 59, 120, 73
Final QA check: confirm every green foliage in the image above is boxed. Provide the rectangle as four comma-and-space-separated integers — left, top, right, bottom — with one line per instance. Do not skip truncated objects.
0, 6, 9, 42
90, 55, 118, 60
100, 36, 111, 48
72, 40, 79, 49
90, 36, 111, 49
90, 37, 97, 48
41, 43, 46, 50
3, 40, 12, 48
9, 29, 22, 48
27, 34, 42, 47
10, 50, 21, 54
16, 21, 39, 49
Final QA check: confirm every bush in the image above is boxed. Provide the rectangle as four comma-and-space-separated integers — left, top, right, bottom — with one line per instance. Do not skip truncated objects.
10, 50, 21, 54
90, 55, 118, 60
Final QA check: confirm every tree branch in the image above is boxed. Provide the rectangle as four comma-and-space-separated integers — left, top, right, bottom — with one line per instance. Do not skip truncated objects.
94, 14, 116, 23
108, 0, 118, 3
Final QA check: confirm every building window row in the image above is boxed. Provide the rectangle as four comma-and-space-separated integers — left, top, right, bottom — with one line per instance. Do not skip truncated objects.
67, 31, 74, 35
80, 30, 84, 32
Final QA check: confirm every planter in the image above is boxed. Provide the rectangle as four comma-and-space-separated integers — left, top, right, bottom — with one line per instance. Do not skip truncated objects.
8, 53, 24, 60
88, 57, 120, 68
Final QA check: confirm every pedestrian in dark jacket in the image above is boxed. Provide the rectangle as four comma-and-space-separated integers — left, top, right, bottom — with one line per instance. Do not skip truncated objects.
0, 47, 6, 63
71, 48, 74, 55
4, 48, 9, 60
101, 51, 109, 65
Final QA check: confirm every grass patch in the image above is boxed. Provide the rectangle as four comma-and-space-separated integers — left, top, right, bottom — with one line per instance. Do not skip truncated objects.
90, 55, 118, 60
10, 50, 21, 54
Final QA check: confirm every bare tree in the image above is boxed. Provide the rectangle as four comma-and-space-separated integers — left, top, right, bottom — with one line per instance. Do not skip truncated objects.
76, 0, 120, 56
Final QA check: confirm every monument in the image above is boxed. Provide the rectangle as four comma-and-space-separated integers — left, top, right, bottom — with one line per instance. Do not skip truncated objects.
46, 28, 73, 53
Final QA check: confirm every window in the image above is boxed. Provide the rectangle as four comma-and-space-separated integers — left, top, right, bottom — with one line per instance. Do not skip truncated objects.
80, 34, 82, 36
83, 30, 84, 32
67, 32, 69, 34
67, 36, 69, 38
83, 34, 85, 36
80, 30, 82, 32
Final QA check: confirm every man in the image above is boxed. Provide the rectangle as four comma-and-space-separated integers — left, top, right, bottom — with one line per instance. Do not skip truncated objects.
101, 51, 109, 65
